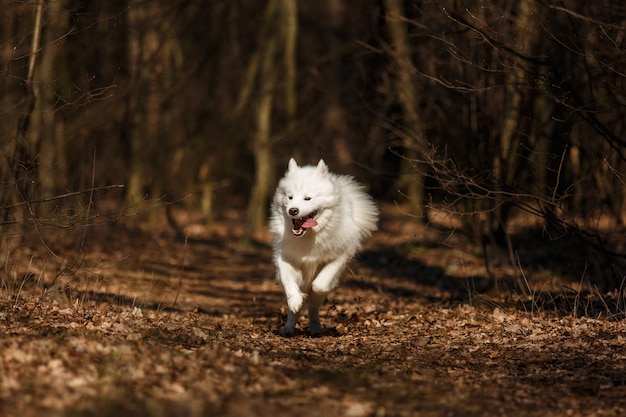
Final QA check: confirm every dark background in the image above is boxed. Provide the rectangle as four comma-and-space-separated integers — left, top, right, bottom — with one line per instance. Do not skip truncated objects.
1, 0, 625, 253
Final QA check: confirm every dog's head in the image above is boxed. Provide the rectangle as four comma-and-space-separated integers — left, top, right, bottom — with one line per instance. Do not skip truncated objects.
273, 158, 338, 237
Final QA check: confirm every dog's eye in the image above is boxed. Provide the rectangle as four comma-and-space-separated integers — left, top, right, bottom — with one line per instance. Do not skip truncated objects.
288, 195, 293, 200
304, 196, 311, 201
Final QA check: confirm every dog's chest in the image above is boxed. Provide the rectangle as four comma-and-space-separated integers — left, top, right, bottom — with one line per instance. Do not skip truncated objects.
282, 241, 332, 268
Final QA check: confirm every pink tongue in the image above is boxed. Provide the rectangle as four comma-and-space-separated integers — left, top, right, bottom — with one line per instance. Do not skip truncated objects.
301, 218, 318, 229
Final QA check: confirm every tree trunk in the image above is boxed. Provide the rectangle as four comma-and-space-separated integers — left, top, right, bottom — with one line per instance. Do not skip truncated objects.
4, 0, 45, 222
530, 79, 554, 203
1, 0, 44, 257
321, 0, 351, 171
245, 0, 280, 238
33, 0, 68, 202
491, 0, 540, 244
233, 0, 279, 118
384, 0, 427, 218
282, 0, 297, 126
125, 0, 162, 216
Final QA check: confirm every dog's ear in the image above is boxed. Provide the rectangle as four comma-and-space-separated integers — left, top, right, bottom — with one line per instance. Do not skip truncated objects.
316, 159, 329, 176
288, 158, 299, 171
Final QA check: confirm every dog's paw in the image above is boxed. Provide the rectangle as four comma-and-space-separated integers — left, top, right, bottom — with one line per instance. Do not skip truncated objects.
286, 292, 304, 313
279, 325, 295, 337
308, 322, 323, 337
311, 279, 330, 294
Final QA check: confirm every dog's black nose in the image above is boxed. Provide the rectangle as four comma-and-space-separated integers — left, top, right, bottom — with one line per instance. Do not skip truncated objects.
289, 208, 299, 216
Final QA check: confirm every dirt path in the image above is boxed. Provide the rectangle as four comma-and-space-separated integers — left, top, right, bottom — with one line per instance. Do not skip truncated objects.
1, 205, 625, 416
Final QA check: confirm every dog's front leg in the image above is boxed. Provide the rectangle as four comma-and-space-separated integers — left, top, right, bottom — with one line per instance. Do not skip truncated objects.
276, 256, 305, 336
281, 307, 303, 337
276, 256, 305, 312
307, 292, 327, 336
308, 256, 348, 336
311, 254, 350, 295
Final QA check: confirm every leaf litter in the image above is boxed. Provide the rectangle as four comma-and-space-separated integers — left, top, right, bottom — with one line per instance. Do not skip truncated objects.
0, 204, 625, 416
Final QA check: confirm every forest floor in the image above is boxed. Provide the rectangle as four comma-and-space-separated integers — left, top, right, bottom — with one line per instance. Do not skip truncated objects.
1, 203, 626, 417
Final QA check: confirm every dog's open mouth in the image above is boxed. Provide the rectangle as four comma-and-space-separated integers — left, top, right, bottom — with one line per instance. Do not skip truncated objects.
292, 211, 318, 237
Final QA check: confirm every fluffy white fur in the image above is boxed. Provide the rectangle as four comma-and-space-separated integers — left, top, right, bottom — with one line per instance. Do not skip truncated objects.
270, 158, 379, 336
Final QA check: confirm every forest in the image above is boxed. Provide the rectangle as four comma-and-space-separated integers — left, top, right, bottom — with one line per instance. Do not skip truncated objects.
1, 0, 626, 246
1, 1, 626, 416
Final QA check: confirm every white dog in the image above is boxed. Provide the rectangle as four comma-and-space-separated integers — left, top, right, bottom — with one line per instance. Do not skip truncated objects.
269, 158, 379, 336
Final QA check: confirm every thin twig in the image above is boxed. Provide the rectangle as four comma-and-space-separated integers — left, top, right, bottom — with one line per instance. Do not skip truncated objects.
0, 185, 125, 210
